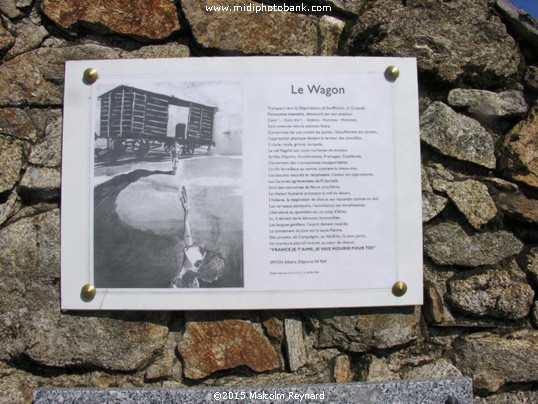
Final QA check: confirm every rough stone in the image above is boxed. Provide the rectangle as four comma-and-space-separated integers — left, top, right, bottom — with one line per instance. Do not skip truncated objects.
495, 0, 538, 51
420, 102, 496, 169
144, 330, 181, 382
6, 19, 48, 59
28, 116, 61, 167
500, 105, 538, 190
284, 318, 307, 372
41, 0, 180, 41
262, 317, 284, 342
403, 359, 463, 380
532, 302, 538, 329
424, 222, 523, 267
0, 19, 14, 51
0, 108, 37, 142
121, 43, 190, 59
475, 390, 538, 404
182, 0, 318, 55
321, 0, 367, 15
0, 44, 120, 107
0, 136, 26, 194
0, 210, 169, 370
448, 270, 534, 320
0, 0, 21, 18
333, 355, 352, 383
524, 65, 538, 93
178, 320, 280, 380
19, 165, 60, 201
452, 330, 538, 392
316, 307, 421, 353
0, 190, 21, 226
444, 180, 497, 229
319, 16, 345, 56
447, 89, 528, 118
481, 177, 519, 192
496, 191, 538, 224
421, 168, 447, 222
522, 247, 538, 285
344, 0, 521, 88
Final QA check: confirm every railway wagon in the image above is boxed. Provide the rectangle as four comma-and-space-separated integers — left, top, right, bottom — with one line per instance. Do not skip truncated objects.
97, 85, 217, 159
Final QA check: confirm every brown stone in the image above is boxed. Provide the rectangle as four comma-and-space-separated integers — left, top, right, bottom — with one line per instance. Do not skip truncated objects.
445, 180, 497, 229
496, 191, 538, 224
182, 0, 318, 55
41, 0, 180, 41
262, 317, 284, 342
333, 355, 352, 383
319, 16, 345, 56
0, 108, 36, 142
452, 330, 538, 392
284, 318, 307, 372
6, 19, 49, 60
500, 106, 538, 190
178, 320, 279, 379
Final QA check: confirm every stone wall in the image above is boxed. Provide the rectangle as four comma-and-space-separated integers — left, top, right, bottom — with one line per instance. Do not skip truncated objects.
0, 0, 537, 402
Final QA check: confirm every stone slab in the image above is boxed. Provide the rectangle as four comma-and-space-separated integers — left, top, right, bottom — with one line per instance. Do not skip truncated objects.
34, 377, 472, 403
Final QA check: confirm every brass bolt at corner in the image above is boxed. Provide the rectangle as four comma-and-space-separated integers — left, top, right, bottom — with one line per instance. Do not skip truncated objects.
83, 68, 99, 84
80, 284, 96, 301
384, 65, 400, 82
392, 281, 407, 297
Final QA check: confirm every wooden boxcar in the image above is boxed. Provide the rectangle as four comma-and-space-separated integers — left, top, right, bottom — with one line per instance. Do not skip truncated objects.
97, 85, 217, 159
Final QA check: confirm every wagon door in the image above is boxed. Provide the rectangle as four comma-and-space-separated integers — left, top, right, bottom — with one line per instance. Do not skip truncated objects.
166, 105, 190, 140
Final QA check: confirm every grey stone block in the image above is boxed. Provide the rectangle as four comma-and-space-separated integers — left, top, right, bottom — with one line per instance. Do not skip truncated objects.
34, 377, 473, 403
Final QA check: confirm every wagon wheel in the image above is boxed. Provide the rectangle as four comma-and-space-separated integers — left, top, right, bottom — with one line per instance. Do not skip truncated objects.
133, 138, 150, 159
186, 144, 195, 155
109, 139, 125, 161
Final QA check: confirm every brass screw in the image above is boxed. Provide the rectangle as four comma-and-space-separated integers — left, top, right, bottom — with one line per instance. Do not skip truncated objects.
80, 284, 96, 301
83, 68, 99, 84
384, 65, 400, 82
392, 281, 407, 297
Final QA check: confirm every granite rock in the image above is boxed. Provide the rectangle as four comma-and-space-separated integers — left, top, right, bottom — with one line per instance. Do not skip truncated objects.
448, 270, 534, 320
0, 44, 120, 107
522, 247, 538, 285
0, 190, 21, 226
403, 359, 462, 380
524, 65, 538, 92
0, 210, 169, 371
424, 222, 523, 267
321, 0, 368, 15
41, 0, 180, 41
421, 168, 448, 222
284, 318, 307, 372
316, 307, 421, 353
343, 0, 521, 88
0, 0, 22, 18
500, 105, 538, 190
19, 165, 60, 201
319, 16, 345, 56
28, 116, 62, 167
452, 330, 538, 392
0, 136, 27, 194
178, 320, 280, 379
182, 0, 318, 55
332, 355, 352, 383
121, 43, 190, 59
0, 108, 37, 142
445, 180, 497, 229
5, 19, 48, 59
475, 390, 538, 404
420, 102, 496, 169
262, 317, 284, 342
447, 89, 528, 118
0, 19, 14, 51
495, 0, 538, 50
496, 191, 538, 224
532, 302, 538, 328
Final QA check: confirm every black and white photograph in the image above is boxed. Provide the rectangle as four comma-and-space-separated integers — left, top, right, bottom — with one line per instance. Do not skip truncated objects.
91, 80, 244, 289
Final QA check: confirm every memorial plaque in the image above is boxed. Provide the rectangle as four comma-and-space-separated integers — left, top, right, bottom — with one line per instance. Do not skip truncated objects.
61, 57, 422, 310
